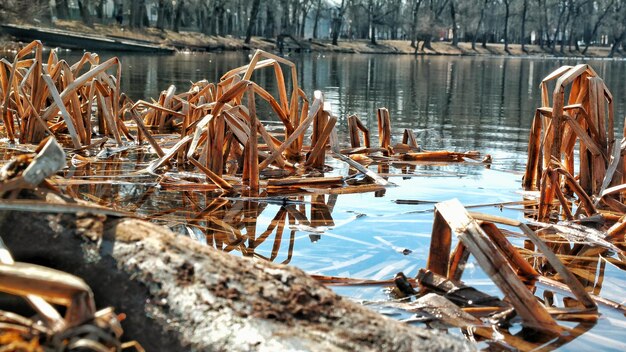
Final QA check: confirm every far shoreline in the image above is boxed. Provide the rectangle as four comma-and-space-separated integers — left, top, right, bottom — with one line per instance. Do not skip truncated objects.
1, 20, 624, 59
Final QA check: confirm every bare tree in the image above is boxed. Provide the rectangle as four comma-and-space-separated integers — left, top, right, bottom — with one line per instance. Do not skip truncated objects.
422, 0, 450, 50
450, 0, 458, 46
472, 0, 488, 50
312, 0, 324, 39
503, 0, 510, 53
21, 0, 622, 58
173, 0, 185, 32
609, 0, 626, 56
113, 0, 123, 24
56, 0, 70, 19
0, 0, 51, 22
582, 0, 615, 54
410, 0, 424, 48
245, 0, 262, 43
156, 0, 167, 30
331, 0, 347, 45
265, 1, 276, 37
77, 0, 93, 27
520, 0, 528, 51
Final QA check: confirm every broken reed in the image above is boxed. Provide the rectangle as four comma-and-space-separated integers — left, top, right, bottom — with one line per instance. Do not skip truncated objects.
0, 41, 123, 149
0, 41, 485, 198
522, 64, 626, 221
0, 43, 324, 194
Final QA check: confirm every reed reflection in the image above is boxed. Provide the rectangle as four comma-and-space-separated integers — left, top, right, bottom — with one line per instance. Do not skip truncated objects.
62, 164, 339, 264
180, 194, 338, 263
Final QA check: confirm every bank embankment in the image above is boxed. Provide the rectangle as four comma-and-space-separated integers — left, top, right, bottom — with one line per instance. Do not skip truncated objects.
2, 20, 623, 58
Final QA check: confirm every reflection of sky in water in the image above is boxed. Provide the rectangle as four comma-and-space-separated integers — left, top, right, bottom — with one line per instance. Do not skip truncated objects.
46, 51, 626, 350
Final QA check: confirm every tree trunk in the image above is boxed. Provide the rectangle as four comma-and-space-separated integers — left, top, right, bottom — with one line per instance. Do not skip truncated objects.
300, 7, 308, 38
368, 0, 376, 45
173, 0, 184, 33
291, 0, 300, 37
450, 0, 458, 46
143, 3, 150, 27
95, 0, 105, 21
313, 0, 322, 39
129, 0, 138, 28
424, 0, 450, 51
609, 15, 626, 57
265, 2, 276, 38
503, 0, 510, 53
390, 0, 400, 40
560, 4, 572, 54
280, 0, 290, 35
582, 0, 615, 54
216, 5, 225, 36
423, 35, 433, 51
55, 0, 70, 20
551, 2, 567, 53
113, 0, 123, 25
331, 0, 346, 46
410, 0, 422, 48
521, 0, 528, 52
200, 3, 213, 35
568, 4, 581, 52
156, 0, 166, 31
472, 0, 487, 50
78, 0, 93, 27
583, 0, 594, 47
537, 0, 545, 48
245, 0, 262, 44
370, 23, 377, 45
130, 0, 146, 29
331, 17, 341, 45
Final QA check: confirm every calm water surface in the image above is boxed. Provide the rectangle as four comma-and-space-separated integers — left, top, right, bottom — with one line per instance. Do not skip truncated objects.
46, 51, 626, 350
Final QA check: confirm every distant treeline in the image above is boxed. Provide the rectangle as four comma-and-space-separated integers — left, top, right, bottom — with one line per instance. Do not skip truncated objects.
1, 0, 625, 55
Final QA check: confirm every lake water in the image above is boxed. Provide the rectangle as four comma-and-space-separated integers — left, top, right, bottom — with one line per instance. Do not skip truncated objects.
92, 52, 626, 168
35, 51, 626, 349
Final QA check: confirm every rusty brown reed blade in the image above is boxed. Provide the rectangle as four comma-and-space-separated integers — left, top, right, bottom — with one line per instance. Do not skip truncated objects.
430, 199, 562, 333
305, 116, 337, 168
245, 85, 259, 194
377, 108, 391, 152
469, 211, 598, 311
524, 65, 619, 221
402, 129, 419, 149
402, 151, 480, 162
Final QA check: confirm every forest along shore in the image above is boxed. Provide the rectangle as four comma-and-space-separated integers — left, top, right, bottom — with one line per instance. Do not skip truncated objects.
0, 20, 623, 58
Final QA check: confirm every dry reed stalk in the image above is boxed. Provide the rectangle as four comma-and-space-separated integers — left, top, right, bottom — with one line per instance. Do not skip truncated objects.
347, 114, 361, 148
447, 241, 469, 282
401, 151, 480, 162
469, 211, 598, 310
402, 129, 419, 149
0, 44, 491, 198
0, 43, 124, 148
244, 85, 259, 194
428, 199, 563, 332
376, 108, 391, 154
524, 65, 620, 221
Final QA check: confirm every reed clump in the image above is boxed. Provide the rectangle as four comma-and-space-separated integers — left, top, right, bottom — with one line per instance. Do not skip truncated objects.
0, 41, 482, 197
